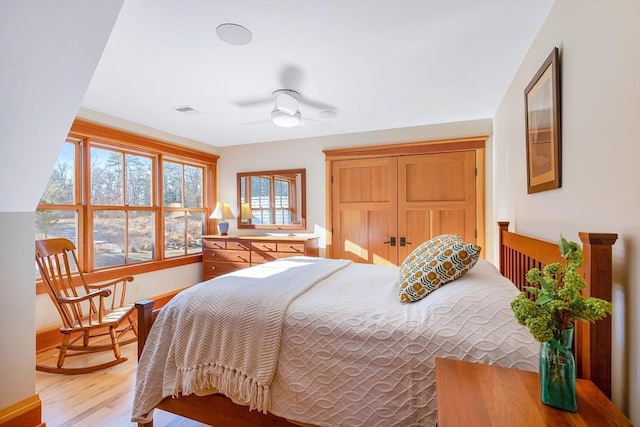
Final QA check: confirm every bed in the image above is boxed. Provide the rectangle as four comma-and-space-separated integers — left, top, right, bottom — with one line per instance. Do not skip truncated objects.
132, 222, 617, 426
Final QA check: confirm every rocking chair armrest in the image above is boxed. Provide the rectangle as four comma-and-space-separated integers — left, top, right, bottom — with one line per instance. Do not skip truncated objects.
57, 288, 111, 304
87, 276, 134, 290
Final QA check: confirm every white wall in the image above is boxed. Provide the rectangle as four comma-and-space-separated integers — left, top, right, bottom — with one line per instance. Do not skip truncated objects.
0, 0, 124, 411
493, 1, 640, 423
35, 263, 202, 329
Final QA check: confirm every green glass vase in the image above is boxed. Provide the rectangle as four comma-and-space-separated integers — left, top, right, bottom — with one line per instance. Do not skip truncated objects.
539, 327, 577, 412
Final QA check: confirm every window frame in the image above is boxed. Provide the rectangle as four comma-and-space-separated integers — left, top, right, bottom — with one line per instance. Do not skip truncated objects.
35, 119, 219, 294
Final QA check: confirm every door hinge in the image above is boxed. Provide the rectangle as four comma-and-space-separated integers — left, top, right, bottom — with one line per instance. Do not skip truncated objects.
331, 176, 334, 184
475, 168, 478, 177
475, 229, 478, 238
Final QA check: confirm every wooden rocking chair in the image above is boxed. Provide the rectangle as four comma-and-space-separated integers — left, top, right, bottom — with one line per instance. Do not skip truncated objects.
35, 238, 138, 374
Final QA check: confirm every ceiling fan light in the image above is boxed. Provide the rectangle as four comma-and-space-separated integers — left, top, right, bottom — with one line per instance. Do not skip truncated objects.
271, 109, 301, 128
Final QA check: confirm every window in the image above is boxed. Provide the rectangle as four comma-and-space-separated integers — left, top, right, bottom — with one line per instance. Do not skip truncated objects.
90, 145, 155, 267
36, 140, 81, 272
35, 120, 218, 289
163, 161, 205, 258
241, 173, 297, 225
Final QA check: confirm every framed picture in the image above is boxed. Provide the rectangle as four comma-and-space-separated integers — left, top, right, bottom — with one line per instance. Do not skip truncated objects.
525, 47, 561, 194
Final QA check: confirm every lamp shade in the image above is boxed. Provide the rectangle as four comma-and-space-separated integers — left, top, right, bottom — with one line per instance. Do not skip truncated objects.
210, 202, 235, 235
209, 202, 235, 220
240, 203, 253, 223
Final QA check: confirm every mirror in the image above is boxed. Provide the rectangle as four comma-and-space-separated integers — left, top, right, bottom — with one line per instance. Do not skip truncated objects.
237, 169, 306, 230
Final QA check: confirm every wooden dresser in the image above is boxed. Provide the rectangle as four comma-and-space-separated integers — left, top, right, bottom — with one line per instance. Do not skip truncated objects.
202, 235, 320, 281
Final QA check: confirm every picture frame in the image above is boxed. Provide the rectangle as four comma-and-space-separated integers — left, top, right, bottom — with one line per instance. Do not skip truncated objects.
525, 47, 561, 194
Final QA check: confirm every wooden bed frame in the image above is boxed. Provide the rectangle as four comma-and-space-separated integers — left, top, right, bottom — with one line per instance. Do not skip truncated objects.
134, 222, 617, 426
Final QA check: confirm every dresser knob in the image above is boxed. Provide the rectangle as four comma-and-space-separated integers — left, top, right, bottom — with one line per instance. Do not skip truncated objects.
210, 266, 216, 270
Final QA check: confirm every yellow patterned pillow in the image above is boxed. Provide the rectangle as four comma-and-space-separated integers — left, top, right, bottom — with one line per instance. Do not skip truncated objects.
398, 234, 481, 303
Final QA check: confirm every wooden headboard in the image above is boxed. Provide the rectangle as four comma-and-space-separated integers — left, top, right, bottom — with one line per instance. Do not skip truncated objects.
497, 221, 618, 398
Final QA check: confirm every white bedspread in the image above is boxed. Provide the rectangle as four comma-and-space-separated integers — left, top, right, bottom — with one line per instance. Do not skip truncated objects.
132, 258, 539, 426
132, 257, 351, 422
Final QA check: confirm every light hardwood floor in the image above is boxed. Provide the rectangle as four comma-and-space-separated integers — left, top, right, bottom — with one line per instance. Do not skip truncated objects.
36, 335, 208, 427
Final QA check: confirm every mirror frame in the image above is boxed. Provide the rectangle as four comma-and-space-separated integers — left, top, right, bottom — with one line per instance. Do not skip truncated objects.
236, 168, 306, 230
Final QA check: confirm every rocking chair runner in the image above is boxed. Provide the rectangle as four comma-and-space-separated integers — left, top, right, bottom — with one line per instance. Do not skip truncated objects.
35, 238, 138, 374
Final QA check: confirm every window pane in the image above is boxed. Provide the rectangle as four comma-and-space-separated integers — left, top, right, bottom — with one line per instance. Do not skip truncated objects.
275, 209, 291, 224
35, 210, 79, 277
93, 210, 125, 268
125, 154, 152, 206
254, 210, 270, 224
165, 210, 188, 257
184, 165, 203, 208
163, 161, 183, 206
39, 142, 75, 205
257, 177, 270, 208
91, 147, 124, 205
275, 180, 290, 209
128, 211, 155, 263
186, 212, 204, 254
35, 210, 78, 242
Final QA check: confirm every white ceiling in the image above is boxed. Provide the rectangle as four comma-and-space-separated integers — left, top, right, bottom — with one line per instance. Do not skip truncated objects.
81, 0, 554, 147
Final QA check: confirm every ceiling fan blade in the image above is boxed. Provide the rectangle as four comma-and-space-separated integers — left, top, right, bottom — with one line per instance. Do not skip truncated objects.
234, 96, 273, 108
239, 119, 272, 126
279, 64, 304, 89
299, 117, 331, 127
298, 97, 337, 111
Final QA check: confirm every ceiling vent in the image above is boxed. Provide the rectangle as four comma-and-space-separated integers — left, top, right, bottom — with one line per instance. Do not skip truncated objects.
174, 106, 195, 113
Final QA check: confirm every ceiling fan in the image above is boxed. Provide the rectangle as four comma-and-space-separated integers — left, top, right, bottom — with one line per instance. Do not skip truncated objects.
239, 88, 333, 128
236, 65, 337, 128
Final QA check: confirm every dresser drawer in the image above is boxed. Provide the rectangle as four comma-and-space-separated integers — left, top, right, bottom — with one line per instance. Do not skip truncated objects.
250, 241, 305, 253
277, 242, 305, 253
251, 241, 278, 252
203, 239, 226, 250
251, 251, 303, 264
204, 249, 250, 263
226, 240, 251, 251
203, 261, 248, 280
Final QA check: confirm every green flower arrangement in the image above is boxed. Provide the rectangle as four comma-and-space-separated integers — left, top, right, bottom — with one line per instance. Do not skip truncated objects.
510, 235, 612, 344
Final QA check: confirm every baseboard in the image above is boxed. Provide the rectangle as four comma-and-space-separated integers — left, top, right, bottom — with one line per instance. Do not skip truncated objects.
36, 288, 184, 352
0, 394, 43, 427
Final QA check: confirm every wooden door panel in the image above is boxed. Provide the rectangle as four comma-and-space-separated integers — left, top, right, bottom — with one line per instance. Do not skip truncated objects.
333, 208, 396, 264
368, 210, 396, 266
338, 166, 392, 203
398, 151, 477, 261
336, 210, 367, 263
332, 157, 398, 265
400, 210, 432, 260
404, 157, 467, 202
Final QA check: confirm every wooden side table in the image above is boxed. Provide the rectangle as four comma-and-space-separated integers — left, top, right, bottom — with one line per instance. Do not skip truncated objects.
435, 357, 632, 426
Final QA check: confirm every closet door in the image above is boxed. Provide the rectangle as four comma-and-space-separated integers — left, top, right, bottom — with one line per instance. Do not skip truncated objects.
331, 157, 398, 265
398, 151, 477, 260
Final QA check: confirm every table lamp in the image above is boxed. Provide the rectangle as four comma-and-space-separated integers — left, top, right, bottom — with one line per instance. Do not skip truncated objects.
209, 202, 235, 235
